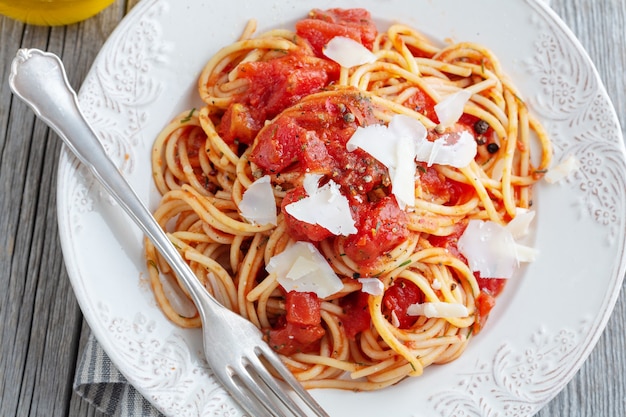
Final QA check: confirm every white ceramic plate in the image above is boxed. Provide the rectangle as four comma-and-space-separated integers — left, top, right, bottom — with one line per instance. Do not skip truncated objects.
57, 0, 626, 416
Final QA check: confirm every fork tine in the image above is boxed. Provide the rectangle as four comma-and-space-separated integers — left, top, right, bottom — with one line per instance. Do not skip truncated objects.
237, 359, 294, 417
212, 365, 275, 417
256, 344, 331, 417
243, 350, 310, 416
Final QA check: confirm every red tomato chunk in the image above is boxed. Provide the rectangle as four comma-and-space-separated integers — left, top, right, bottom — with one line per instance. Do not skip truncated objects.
339, 290, 371, 339
342, 195, 409, 264
383, 278, 424, 329
296, 8, 378, 57
267, 291, 325, 355
285, 291, 322, 326
219, 51, 339, 145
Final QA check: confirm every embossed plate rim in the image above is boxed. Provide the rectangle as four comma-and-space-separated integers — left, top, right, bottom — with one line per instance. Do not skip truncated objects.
56, 0, 626, 416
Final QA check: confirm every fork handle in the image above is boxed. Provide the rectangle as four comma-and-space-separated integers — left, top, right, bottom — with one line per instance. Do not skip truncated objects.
9, 48, 218, 314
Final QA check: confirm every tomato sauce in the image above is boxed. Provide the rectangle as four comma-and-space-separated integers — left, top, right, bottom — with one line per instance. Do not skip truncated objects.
295, 8, 378, 57
250, 90, 410, 265
383, 278, 424, 329
225, 8, 507, 348
339, 290, 371, 339
219, 51, 340, 145
268, 291, 325, 355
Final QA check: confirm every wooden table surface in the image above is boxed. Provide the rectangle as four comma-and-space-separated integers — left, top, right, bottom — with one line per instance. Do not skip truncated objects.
1, 1, 624, 416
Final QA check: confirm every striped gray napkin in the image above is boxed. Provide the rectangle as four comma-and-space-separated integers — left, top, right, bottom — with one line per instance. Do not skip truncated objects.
74, 334, 164, 417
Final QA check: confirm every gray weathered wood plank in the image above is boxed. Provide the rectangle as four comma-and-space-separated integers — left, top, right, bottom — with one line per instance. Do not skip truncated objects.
0, 2, 134, 417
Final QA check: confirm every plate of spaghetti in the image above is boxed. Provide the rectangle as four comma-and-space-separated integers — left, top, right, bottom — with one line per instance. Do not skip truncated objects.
57, 0, 626, 416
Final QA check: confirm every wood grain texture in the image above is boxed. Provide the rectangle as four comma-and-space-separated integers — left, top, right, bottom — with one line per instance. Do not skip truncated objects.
0, 2, 137, 417
0, 1, 623, 416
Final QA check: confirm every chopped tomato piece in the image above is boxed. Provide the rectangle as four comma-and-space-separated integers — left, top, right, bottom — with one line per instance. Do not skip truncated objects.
475, 275, 507, 297
418, 164, 475, 206
239, 52, 338, 118
285, 291, 322, 326
267, 321, 326, 355
250, 89, 383, 177
405, 88, 438, 123
250, 116, 334, 174
218, 51, 338, 145
296, 8, 378, 57
339, 290, 371, 339
267, 291, 325, 355
218, 103, 263, 146
382, 278, 424, 329
343, 195, 409, 263
473, 290, 496, 333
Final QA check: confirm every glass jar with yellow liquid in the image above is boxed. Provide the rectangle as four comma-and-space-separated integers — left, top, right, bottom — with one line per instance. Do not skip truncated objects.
0, 0, 116, 26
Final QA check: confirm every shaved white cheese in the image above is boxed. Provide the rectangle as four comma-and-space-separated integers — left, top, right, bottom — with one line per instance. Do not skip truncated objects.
457, 219, 518, 279
392, 135, 418, 208
490, 157, 505, 182
415, 130, 477, 168
434, 89, 472, 127
284, 174, 357, 236
506, 208, 536, 239
267, 241, 343, 298
347, 114, 426, 209
323, 36, 377, 68
544, 154, 579, 183
160, 273, 197, 318
285, 256, 319, 281
514, 243, 539, 263
390, 310, 401, 328
346, 114, 477, 208
358, 278, 384, 296
407, 302, 469, 318
239, 175, 277, 226
431, 278, 442, 291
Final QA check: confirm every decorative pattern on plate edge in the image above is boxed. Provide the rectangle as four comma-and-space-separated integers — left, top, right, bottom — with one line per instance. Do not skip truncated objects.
523, 8, 626, 243
68, 3, 626, 416
428, 9, 625, 416
66, 0, 169, 233
429, 320, 590, 417
97, 303, 243, 417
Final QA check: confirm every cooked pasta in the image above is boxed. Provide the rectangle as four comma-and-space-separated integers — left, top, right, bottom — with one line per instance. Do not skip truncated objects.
146, 8, 552, 390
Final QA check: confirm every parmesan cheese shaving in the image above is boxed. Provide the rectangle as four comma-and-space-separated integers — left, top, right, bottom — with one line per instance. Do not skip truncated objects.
415, 130, 477, 168
346, 114, 426, 209
457, 219, 518, 279
458, 218, 540, 279
434, 89, 472, 127
407, 302, 469, 318
267, 241, 343, 298
514, 243, 539, 263
392, 135, 418, 208
160, 273, 197, 318
358, 278, 384, 296
506, 208, 536, 239
390, 310, 401, 328
239, 175, 277, 226
284, 173, 357, 236
323, 36, 377, 68
346, 114, 477, 209
544, 154, 579, 183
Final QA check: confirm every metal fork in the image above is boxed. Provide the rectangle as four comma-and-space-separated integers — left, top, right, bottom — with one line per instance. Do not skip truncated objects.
9, 48, 329, 417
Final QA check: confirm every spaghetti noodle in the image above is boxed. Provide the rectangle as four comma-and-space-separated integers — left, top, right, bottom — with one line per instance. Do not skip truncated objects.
146, 8, 552, 390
